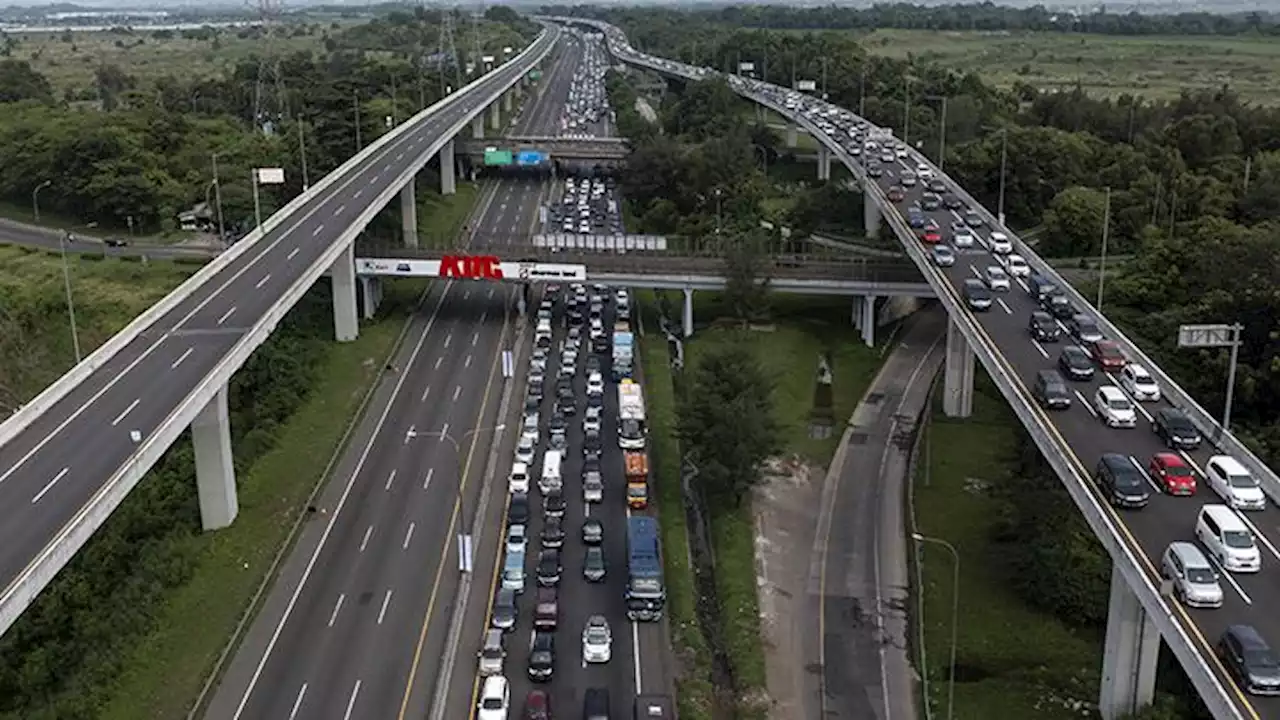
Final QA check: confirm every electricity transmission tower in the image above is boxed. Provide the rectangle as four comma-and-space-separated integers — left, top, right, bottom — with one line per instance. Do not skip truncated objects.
252, 0, 288, 133
436, 8, 462, 96
471, 5, 484, 77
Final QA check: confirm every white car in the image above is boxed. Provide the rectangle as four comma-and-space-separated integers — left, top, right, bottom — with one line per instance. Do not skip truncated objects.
985, 266, 1011, 292
530, 348, 548, 373
989, 232, 1013, 254
1093, 386, 1136, 428
1119, 364, 1161, 402
953, 231, 974, 249
1205, 456, 1266, 511
586, 372, 605, 396
506, 524, 527, 555
915, 162, 933, 179
896, 144, 909, 158
508, 463, 530, 494
521, 411, 539, 437
582, 614, 612, 664
477, 675, 510, 720
515, 434, 536, 465
1006, 254, 1030, 277
583, 414, 602, 434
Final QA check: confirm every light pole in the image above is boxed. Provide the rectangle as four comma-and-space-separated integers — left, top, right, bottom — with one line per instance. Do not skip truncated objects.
912, 532, 960, 720
859, 63, 867, 117
32, 180, 51, 224
210, 153, 225, 241
353, 90, 362, 152
713, 188, 723, 234
1096, 186, 1112, 312
902, 74, 912, 147
996, 128, 1008, 227
57, 229, 82, 363
923, 95, 948, 171
421, 424, 506, 574
296, 113, 310, 191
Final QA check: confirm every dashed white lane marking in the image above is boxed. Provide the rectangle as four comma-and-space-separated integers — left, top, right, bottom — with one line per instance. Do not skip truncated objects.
287, 247, 301, 261
256, 274, 272, 289
217, 307, 237, 325
359, 525, 373, 553
439, 422, 449, 441
327, 594, 345, 627
342, 680, 361, 720
444, 332, 452, 348
376, 589, 393, 625
434, 356, 443, 370
472, 330, 480, 346
312, 225, 324, 237
171, 348, 194, 369
403, 522, 416, 550
288, 683, 308, 719
354, 189, 363, 199
453, 385, 462, 402
32, 467, 69, 504
385, 469, 397, 491
332, 204, 346, 216
464, 354, 472, 368
424, 467, 434, 490
111, 399, 140, 427
420, 385, 431, 403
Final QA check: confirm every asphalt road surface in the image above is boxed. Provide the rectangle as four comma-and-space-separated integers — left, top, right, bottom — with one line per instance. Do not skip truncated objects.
0, 217, 220, 259
0, 30, 556, 649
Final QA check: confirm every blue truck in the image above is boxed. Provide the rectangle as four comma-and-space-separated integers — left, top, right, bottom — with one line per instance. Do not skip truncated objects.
626, 516, 665, 621
612, 330, 634, 380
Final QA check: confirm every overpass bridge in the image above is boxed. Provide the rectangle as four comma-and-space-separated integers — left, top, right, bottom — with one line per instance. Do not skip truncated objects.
549, 14, 1280, 720
0, 27, 559, 642
459, 135, 629, 163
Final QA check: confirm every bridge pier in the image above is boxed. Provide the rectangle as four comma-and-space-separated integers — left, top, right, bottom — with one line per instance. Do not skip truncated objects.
440, 139, 456, 196
851, 294, 878, 347
817, 146, 831, 181
502, 89, 513, 113
331, 241, 359, 343
1100, 565, 1159, 719
864, 186, 882, 238
193, 386, 238, 531
682, 288, 694, 338
471, 114, 484, 140
360, 276, 382, 320
785, 123, 798, 149
401, 177, 418, 248
489, 101, 501, 130
942, 318, 974, 417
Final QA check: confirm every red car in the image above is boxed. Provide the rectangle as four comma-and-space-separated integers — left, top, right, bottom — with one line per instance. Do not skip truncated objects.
918, 224, 942, 244
887, 185, 905, 202
1149, 453, 1197, 495
523, 689, 551, 720
1088, 339, 1127, 369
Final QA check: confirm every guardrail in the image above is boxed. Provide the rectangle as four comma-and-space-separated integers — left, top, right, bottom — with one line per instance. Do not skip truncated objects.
0, 29, 558, 641
0, 31, 551, 449
573, 19, 1248, 720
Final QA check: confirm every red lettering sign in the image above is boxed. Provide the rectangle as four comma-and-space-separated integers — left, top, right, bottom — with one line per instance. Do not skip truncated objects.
440, 254, 504, 280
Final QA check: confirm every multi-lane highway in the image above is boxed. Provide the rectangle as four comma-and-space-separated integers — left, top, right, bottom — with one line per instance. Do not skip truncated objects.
0, 29, 555, 641
204, 36, 575, 720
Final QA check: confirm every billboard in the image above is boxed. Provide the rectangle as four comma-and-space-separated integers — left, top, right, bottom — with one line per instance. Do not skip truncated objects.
738, 61, 755, 72
483, 148, 514, 166
796, 79, 817, 92
254, 167, 285, 184
354, 256, 587, 282
516, 149, 546, 166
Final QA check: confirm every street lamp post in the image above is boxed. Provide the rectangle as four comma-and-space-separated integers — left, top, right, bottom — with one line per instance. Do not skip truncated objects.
923, 95, 948, 171
1096, 186, 1112, 312
713, 188, 723, 234
912, 532, 960, 720
210, 153, 226, 241
296, 113, 310, 191
997, 128, 1008, 227
902, 74, 912, 147
57, 230, 82, 363
421, 424, 506, 573
32, 180, 51, 224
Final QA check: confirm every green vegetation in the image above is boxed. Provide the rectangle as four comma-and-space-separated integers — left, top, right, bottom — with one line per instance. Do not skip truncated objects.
103, 280, 422, 720
914, 373, 1102, 719
417, 180, 481, 248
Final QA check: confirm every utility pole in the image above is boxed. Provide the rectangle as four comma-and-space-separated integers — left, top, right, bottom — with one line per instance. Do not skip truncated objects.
859, 63, 867, 117
1096, 186, 1112, 312
996, 129, 1008, 227
821, 57, 828, 100
296, 113, 309, 190
252, 0, 288, 133
211, 153, 225, 240
353, 90, 362, 151
902, 74, 912, 146
1243, 155, 1252, 193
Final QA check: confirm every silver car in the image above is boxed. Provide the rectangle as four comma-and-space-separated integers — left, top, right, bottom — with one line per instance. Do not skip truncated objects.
477, 629, 506, 676
1162, 541, 1224, 609
932, 245, 955, 268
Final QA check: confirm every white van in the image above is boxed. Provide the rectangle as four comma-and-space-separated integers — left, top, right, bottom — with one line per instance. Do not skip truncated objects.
540, 449, 563, 495
1205, 455, 1266, 511
509, 462, 530, 494
1195, 504, 1261, 573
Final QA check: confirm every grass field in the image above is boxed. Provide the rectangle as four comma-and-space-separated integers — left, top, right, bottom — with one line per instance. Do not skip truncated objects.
418, 180, 482, 248
857, 28, 1280, 104
913, 372, 1102, 719
100, 277, 426, 719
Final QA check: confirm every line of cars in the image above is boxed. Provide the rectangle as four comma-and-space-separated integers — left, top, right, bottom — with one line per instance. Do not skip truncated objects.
548, 173, 625, 236
559, 31, 611, 137
476, 283, 633, 720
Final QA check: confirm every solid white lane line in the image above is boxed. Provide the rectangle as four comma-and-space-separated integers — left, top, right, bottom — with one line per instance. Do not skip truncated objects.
111, 399, 140, 427
327, 594, 345, 627
31, 468, 69, 504
631, 621, 643, 693
342, 680, 361, 720
377, 589, 393, 625
385, 469, 397, 491
420, 386, 431, 403
311, 225, 324, 237
288, 684, 308, 720
170, 348, 194, 369
403, 522, 415, 550
255, 274, 272, 289
217, 307, 237, 325
287, 247, 301, 260
453, 386, 462, 402
359, 525, 373, 553
423, 467, 434, 490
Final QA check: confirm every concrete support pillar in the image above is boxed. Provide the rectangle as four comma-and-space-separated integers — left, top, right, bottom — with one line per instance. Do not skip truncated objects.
502, 90, 513, 112
488, 101, 500, 130
817, 146, 831, 181
400, 177, 417, 248
331, 241, 359, 343
682, 288, 694, 338
851, 296, 862, 330
192, 386, 237, 531
864, 185, 882, 238
359, 276, 382, 320
942, 317, 974, 418
471, 114, 484, 140
786, 123, 798, 148
439, 139, 456, 196
1099, 565, 1160, 719
861, 295, 878, 347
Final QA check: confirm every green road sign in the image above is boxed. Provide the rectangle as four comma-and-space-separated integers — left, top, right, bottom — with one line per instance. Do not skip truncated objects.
528, 69, 543, 81
483, 148, 514, 166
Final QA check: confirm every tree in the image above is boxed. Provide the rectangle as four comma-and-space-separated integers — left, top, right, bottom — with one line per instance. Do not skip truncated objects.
1039, 186, 1109, 257
0, 59, 52, 103
722, 232, 772, 324
678, 341, 781, 507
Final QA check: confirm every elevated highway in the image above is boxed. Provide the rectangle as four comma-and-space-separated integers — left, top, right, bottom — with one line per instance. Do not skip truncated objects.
0, 27, 558, 643
551, 15, 1280, 720
459, 135, 629, 162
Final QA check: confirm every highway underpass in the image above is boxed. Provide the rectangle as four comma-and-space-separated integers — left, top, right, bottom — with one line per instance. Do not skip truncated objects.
553, 14, 1280, 720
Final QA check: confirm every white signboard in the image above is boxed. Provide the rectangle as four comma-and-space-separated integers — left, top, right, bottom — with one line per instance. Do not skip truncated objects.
482, 55, 495, 63
1177, 324, 1239, 348
255, 167, 285, 184
738, 61, 755, 72
796, 79, 817, 92
503, 46, 513, 54
354, 257, 588, 282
